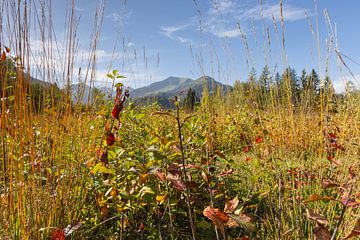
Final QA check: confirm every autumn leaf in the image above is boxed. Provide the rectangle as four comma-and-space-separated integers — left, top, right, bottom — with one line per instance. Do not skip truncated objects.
1, 52, 6, 61
225, 213, 255, 232
313, 225, 331, 240
215, 150, 226, 159
304, 194, 335, 203
255, 136, 263, 144
203, 206, 229, 237
51, 229, 65, 240
166, 173, 185, 191
243, 146, 251, 153
156, 195, 167, 204
112, 103, 123, 120
201, 171, 210, 183
322, 180, 339, 189
305, 209, 329, 226
107, 133, 115, 146
218, 169, 234, 177
224, 196, 239, 213
154, 170, 166, 182
345, 219, 360, 239
139, 174, 148, 184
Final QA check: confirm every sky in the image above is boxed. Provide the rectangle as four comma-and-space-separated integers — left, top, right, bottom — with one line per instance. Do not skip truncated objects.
20, 0, 360, 92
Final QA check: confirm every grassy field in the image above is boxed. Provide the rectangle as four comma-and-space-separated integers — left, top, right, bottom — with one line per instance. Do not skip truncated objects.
1, 0, 360, 239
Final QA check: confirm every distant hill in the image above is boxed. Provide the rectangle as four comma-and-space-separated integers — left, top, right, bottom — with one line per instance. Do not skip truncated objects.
129, 76, 232, 107
68, 76, 232, 107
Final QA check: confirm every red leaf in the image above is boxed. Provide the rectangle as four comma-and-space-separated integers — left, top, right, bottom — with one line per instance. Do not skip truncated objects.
255, 136, 263, 144
203, 206, 229, 222
243, 146, 250, 153
112, 103, 123, 120
107, 133, 115, 146
100, 149, 108, 164
203, 206, 228, 237
328, 133, 337, 139
1, 52, 6, 61
51, 229, 65, 240
5, 46, 10, 53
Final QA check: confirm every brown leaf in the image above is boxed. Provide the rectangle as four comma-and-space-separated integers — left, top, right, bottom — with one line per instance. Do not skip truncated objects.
304, 194, 335, 203
225, 213, 255, 232
201, 171, 210, 183
186, 181, 198, 189
314, 225, 331, 240
224, 196, 239, 213
154, 170, 166, 182
345, 219, 360, 239
215, 151, 226, 159
306, 209, 329, 226
218, 169, 234, 177
167, 173, 185, 191
203, 206, 229, 223
139, 174, 148, 184
234, 237, 250, 240
203, 206, 229, 237
185, 164, 201, 170
322, 180, 339, 189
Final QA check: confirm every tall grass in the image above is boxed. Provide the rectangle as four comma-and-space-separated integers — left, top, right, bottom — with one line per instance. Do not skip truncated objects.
0, 0, 359, 239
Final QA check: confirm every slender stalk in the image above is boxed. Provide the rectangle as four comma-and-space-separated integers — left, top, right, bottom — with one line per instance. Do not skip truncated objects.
330, 185, 353, 240
175, 100, 196, 240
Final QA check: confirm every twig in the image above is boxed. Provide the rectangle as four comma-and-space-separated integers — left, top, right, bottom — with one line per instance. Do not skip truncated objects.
330, 185, 353, 240
175, 99, 197, 240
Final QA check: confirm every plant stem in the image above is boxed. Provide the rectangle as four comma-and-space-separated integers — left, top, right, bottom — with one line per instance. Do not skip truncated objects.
330, 185, 353, 240
176, 103, 196, 240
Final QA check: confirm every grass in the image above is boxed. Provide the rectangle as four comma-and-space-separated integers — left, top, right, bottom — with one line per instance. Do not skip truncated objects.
1, 0, 360, 239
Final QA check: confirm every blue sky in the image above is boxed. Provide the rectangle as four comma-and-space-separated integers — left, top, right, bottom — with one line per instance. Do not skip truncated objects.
28, 0, 360, 92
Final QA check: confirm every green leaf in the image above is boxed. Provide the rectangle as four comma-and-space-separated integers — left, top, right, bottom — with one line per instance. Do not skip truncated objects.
93, 163, 115, 174
106, 73, 114, 80
115, 82, 124, 88
139, 186, 155, 197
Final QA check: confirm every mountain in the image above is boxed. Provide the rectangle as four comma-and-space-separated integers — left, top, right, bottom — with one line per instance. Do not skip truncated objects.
69, 76, 231, 107
129, 76, 231, 101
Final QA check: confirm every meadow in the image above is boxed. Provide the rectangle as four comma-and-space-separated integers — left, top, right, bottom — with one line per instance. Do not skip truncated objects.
0, 0, 359, 239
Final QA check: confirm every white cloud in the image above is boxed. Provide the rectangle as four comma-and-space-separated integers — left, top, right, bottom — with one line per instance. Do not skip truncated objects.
160, 24, 192, 44
333, 75, 360, 93
106, 10, 131, 28
213, 28, 240, 38
204, 1, 310, 39
127, 42, 135, 47
242, 3, 310, 22
208, 0, 236, 15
